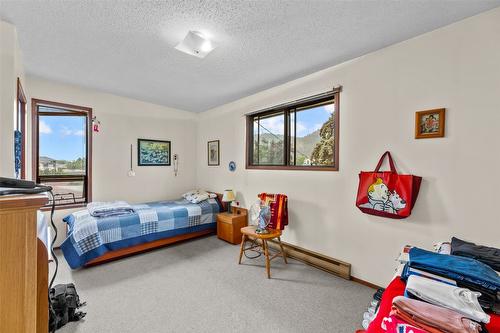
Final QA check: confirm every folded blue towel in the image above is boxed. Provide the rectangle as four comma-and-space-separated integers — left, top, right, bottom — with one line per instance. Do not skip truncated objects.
87, 201, 135, 218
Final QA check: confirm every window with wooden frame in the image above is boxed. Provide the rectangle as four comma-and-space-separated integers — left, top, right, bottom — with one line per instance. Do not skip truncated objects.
246, 89, 340, 171
32, 99, 92, 208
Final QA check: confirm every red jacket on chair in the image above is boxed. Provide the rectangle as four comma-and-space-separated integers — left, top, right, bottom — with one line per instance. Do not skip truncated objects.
258, 193, 288, 230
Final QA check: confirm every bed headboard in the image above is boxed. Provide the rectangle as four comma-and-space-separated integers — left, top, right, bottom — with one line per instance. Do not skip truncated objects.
209, 191, 227, 211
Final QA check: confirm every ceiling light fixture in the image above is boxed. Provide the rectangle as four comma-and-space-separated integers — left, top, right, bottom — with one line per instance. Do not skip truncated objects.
175, 31, 216, 58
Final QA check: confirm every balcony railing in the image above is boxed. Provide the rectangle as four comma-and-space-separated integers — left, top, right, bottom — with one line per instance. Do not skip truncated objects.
38, 175, 87, 207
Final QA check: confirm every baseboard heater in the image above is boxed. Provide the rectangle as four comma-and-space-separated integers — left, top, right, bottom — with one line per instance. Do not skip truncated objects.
266, 239, 351, 280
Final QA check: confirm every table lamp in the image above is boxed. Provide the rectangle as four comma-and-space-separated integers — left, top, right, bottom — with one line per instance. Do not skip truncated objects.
222, 189, 235, 213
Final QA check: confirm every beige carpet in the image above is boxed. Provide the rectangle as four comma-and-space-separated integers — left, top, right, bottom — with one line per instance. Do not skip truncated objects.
54, 235, 373, 333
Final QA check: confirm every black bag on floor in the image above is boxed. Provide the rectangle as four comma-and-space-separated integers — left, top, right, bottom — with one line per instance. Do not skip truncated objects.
49, 283, 86, 332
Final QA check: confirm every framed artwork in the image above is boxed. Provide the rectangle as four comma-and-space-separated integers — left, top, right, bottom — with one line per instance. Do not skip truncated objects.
137, 139, 171, 166
207, 140, 220, 166
415, 108, 445, 139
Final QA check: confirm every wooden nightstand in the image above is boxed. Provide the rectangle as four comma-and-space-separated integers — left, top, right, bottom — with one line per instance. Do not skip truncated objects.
217, 207, 248, 245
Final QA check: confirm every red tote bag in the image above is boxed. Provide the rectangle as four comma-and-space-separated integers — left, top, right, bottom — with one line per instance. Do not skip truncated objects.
356, 152, 422, 219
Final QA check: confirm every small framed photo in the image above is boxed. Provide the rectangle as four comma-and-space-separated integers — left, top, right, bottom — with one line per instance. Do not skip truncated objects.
207, 140, 220, 166
415, 108, 445, 139
138, 139, 171, 166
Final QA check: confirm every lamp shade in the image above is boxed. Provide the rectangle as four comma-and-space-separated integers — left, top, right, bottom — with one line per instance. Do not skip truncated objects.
222, 189, 235, 202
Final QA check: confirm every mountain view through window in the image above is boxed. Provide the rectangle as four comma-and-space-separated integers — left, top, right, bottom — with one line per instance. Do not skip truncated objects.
250, 99, 336, 168
291, 103, 335, 166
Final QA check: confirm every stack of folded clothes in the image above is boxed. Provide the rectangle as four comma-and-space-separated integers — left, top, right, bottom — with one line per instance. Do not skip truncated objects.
361, 237, 500, 333
402, 245, 500, 314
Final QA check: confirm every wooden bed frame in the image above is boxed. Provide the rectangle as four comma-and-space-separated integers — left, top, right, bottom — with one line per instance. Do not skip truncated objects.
85, 229, 215, 267
84, 193, 226, 267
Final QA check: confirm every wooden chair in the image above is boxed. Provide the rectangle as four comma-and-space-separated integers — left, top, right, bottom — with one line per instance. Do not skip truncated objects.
238, 225, 287, 278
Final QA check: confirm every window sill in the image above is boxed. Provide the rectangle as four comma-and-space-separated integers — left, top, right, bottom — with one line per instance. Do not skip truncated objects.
40, 203, 87, 212
246, 165, 338, 171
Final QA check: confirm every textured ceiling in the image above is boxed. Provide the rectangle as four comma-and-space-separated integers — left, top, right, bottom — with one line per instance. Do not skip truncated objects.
1, 1, 499, 112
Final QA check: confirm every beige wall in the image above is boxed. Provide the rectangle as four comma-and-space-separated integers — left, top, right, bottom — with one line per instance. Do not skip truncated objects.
0, 20, 25, 177
196, 8, 500, 286
27, 77, 198, 245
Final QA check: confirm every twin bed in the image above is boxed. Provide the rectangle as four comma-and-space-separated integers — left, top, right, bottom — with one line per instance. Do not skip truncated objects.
61, 195, 224, 269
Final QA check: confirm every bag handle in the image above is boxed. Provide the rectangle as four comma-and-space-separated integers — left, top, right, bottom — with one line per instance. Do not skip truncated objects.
374, 151, 397, 173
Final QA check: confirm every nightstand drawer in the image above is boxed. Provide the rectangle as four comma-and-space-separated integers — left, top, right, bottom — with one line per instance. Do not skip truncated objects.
217, 219, 235, 243
216, 210, 247, 245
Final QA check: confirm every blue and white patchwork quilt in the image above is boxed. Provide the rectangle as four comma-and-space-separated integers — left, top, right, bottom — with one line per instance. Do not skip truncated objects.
61, 198, 221, 268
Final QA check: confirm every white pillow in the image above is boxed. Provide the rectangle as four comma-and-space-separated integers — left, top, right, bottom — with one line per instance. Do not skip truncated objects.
190, 192, 209, 204
182, 190, 210, 203
182, 190, 198, 200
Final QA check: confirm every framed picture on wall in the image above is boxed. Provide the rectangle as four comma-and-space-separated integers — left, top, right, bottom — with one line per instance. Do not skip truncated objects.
415, 108, 445, 139
137, 139, 171, 166
207, 140, 220, 166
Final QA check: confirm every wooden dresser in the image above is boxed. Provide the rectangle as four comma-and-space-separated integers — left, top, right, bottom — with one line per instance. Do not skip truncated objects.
0, 194, 49, 333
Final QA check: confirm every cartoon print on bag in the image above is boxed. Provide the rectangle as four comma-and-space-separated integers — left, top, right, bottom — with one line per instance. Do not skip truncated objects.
388, 190, 406, 213
359, 178, 406, 214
